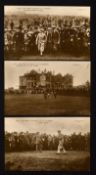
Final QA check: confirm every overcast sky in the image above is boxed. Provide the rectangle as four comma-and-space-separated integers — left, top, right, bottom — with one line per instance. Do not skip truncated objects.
5, 61, 90, 89
5, 117, 90, 135
5, 6, 90, 17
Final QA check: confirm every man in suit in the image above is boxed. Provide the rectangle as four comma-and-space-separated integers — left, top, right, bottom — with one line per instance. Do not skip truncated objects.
35, 132, 42, 152
57, 130, 66, 154
36, 28, 47, 56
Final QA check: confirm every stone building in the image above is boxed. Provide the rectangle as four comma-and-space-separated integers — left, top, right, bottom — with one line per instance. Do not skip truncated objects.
19, 70, 73, 93
19, 71, 51, 93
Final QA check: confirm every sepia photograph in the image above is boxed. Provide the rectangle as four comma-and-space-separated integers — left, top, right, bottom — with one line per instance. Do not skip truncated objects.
5, 61, 90, 116
5, 117, 90, 171
4, 6, 90, 61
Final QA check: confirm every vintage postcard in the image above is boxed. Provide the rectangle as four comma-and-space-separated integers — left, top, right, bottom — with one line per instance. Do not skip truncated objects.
4, 6, 90, 61
5, 117, 90, 171
5, 61, 90, 116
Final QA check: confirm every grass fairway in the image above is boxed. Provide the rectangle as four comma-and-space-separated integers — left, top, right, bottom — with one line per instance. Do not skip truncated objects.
5, 94, 90, 115
5, 151, 90, 171
5, 53, 89, 61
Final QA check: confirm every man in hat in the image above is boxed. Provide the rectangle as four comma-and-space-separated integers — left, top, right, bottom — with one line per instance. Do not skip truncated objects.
52, 27, 60, 53
4, 30, 9, 55
60, 24, 68, 52
35, 132, 42, 152
57, 130, 66, 154
10, 20, 14, 30
36, 28, 47, 56
14, 27, 24, 56
47, 27, 52, 54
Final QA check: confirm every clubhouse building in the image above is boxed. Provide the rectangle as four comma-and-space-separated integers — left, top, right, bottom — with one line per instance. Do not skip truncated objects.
19, 70, 73, 93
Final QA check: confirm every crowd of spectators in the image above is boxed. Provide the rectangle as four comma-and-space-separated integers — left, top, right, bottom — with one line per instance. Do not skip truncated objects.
4, 15, 90, 57
5, 131, 90, 152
